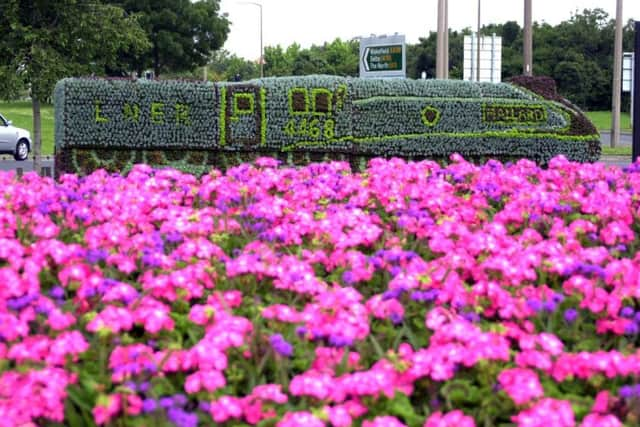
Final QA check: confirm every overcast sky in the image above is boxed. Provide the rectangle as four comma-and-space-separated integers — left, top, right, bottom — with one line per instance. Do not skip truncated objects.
220, 0, 640, 61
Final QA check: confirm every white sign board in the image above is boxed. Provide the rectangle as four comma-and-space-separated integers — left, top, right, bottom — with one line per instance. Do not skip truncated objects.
623, 52, 634, 93
359, 34, 406, 79
463, 34, 502, 83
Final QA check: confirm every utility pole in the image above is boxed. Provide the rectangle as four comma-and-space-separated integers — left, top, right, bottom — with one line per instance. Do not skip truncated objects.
444, 0, 449, 78
523, 0, 532, 75
477, 0, 481, 82
633, 21, 640, 162
611, 0, 623, 148
436, 0, 445, 78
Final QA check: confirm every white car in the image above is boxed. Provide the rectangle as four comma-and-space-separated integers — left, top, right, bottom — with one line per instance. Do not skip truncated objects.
0, 113, 31, 161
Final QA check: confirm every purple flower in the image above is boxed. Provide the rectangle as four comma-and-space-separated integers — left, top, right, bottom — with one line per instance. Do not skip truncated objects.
410, 289, 438, 302
269, 334, 294, 357
173, 394, 188, 407
342, 270, 356, 285
621, 307, 635, 318
124, 381, 137, 392
542, 300, 557, 313
165, 231, 184, 243
527, 299, 543, 312
564, 308, 578, 324
35, 305, 51, 315
168, 408, 198, 427
382, 288, 404, 301
159, 397, 174, 409
328, 335, 353, 348
462, 312, 481, 323
619, 385, 635, 399
625, 322, 639, 336
142, 398, 157, 413
390, 313, 404, 325
85, 248, 108, 263
49, 286, 65, 299
37, 201, 52, 215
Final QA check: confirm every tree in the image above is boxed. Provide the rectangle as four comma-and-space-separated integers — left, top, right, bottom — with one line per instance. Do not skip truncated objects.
208, 50, 259, 81
0, 0, 149, 173
321, 39, 359, 76
107, 0, 229, 77
264, 44, 299, 76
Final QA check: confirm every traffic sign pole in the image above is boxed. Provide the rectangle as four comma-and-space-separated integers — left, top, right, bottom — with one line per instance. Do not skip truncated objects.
633, 21, 640, 162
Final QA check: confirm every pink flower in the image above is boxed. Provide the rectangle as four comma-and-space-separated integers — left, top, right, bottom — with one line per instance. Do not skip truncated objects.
325, 404, 353, 427
209, 396, 243, 423
86, 306, 134, 334
424, 410, 476, 427
425, 307, 453, 330
184, 370, 225, 393
498, 368, 544, 405
289, 371, 335, 400
591, 391, 611, 413
511, 398, 575, 427
277, 411, 325, 427
363, 415, 407, 427
251, 384, 288, 404
580, 413, 622, 427
92, 394, 121, 425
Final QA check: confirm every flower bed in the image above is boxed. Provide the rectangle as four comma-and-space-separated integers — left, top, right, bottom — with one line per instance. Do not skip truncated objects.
54, 75, 600, 177
1, 155, 639, 426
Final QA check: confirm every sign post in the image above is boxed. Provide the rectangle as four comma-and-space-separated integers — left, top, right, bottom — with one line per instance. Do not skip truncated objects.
624, 52, 634, 127
359, 34, 406, 79
463, 33, 502, 83
633, 22, 640, 162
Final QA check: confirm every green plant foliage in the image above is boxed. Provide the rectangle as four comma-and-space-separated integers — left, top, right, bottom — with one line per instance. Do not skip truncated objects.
54, 75, 600, 177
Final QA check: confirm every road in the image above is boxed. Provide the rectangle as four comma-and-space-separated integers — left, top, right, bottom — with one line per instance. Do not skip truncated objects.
0, 158, 55, 174
599, 131, 632, 147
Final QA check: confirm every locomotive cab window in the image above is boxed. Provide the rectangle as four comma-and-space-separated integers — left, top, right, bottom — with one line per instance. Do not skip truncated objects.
289, 88, 309, 114
233, 93, 255, 115
312, 89, 332, 115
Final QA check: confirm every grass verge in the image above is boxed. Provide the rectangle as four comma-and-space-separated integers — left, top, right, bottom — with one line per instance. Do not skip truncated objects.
0, 101, 54, 155
601, 146, 632, 156
585, 111, 632, 132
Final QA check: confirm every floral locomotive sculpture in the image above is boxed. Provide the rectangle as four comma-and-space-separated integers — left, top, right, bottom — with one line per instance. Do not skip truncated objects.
54, 75, 599, 176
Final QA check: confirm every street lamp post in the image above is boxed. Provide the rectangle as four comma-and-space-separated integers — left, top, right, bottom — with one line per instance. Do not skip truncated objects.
611, 0, 623, 148
524, 0, 532, 75
238, 1, 263, 78
477, 0, 481, 82
436, 0, 449, 79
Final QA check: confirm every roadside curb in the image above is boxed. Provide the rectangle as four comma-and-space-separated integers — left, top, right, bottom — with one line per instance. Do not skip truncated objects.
0, 155, 54, 162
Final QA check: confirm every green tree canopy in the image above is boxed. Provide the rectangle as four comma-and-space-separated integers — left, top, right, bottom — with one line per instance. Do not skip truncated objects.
106, 0, 229, 77
0, 0, 149, 171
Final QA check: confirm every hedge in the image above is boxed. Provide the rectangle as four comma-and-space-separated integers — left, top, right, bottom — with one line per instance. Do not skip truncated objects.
53, 75, 600, 176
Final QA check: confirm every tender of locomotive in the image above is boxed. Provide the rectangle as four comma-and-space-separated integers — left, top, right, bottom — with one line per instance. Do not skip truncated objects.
54, 75, 599, 176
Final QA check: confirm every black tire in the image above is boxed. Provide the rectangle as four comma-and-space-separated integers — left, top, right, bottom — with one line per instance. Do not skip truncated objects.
14, 139, 29, 161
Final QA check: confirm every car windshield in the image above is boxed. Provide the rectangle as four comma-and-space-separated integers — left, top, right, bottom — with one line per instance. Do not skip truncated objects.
0, 114, 7, 126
